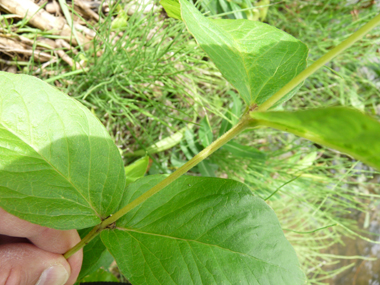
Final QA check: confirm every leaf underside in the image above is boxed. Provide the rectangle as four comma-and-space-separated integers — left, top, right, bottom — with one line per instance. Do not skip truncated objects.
101, 175, 305, 285
251, 107, 380, 171
0, 72, 126, 230
179, 0, 308, 107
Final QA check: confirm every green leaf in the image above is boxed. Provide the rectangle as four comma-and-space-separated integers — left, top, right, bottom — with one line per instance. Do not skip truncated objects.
184, 128, 200, 155
251, 107, 380, 171
170, 149, 187, 168
198, 160, 218, 177
57, 0, 83, 52
292, 152, 318, 173
199, 0, 219, 16
80, 268, 118, 283
0, 72, 125, 229
218, 92, 242, 137
111, 8, 129, 31
179, 0, 308, 106
126, 127, 187, 157
223, 141, 266, 161
229, 90, 243, 125
160, 0, 182, 20
218, 111, 232, 137
101, 175, 305, 284
179, 141, 193, 161
230, 2, 245, 19
77, 228, 114, 281
198, 116, 213, 148
255, 0, 270, 21
125, 156, 149, 186
218, 0, 233, 19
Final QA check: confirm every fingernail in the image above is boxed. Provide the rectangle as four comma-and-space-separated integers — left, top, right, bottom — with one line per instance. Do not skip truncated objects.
36, 264, 69, 285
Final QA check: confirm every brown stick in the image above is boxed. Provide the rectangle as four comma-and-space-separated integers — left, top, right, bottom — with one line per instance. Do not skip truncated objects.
0, 36, 26, 50
74, 0, 100, 22
0, 32, 55, 49
35, 59, 58, 74
56, 39, 79, 68
74, 23, 96, 38
0, 0, 91, 48
56, 38, 78, 55
0, 35, 55, 62
0, 48, 54, 62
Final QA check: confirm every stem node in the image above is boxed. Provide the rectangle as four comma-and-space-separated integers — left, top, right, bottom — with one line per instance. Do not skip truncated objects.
64, 113, 252, 259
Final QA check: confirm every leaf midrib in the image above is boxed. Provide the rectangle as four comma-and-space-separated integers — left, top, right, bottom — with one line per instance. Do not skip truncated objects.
0, 122, 98, 215
116, 227, 290, 272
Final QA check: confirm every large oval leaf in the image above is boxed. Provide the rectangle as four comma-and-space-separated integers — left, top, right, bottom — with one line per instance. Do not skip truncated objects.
250, 107, 380, 171
101, 175, 305, 284
0, 72, 125, 229
179, 0, 308, 107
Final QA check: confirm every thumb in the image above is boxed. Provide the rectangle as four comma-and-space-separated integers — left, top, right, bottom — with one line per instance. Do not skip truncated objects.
0, 242, 71, 285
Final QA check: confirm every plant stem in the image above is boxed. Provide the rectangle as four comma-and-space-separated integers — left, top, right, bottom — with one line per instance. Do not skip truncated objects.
105, 116, 251, 225
64, 224, 102, 259
257, 13, 380, 112
64, 113, 253, 259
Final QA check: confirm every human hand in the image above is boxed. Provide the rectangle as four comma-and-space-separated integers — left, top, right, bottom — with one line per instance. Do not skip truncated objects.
0, 207, 82, 285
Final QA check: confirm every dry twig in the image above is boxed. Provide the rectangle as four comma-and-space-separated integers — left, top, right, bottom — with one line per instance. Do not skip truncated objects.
75, 0, 100, 22
56, 39, 79, 68
0, 0, 91, 48
0, 35, 54, 62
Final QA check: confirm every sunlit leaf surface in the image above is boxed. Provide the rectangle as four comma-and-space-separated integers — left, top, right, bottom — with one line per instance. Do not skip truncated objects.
0, 72, 125, 229
180, 0, 308, 107
102, 175, 305, 284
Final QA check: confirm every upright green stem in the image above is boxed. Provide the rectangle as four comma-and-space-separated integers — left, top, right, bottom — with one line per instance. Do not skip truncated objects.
64, 113, 253, 259
257, 13, 380, 112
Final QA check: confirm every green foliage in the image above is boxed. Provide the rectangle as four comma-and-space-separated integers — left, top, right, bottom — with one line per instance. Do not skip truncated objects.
160, 0, 182, 20
251, 107, 380, 171
179, 0, 308, 106
77, 227, 114, 281
198, 116, 213, 147
223, 141, 265, 160
0, 72, 125, 230
1, 0, 380, 284
127, 128, 187, 157
80, 268, 119, 283
125, 156, 150, 185
184, 0, 270, 21
111, 5, 129, 30
101, 175, 305, 284
49, 5, 227, 159
267, 0, 380, 111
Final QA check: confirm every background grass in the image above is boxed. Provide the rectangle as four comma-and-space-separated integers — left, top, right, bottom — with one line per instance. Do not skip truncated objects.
59, 1, 380, 283
3, 0, 380, 283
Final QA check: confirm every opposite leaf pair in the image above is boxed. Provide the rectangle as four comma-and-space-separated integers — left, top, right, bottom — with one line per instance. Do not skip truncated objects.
1, 0, 380, 284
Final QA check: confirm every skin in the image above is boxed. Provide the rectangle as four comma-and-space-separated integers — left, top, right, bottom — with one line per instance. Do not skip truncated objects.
0, 208, 82, 285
